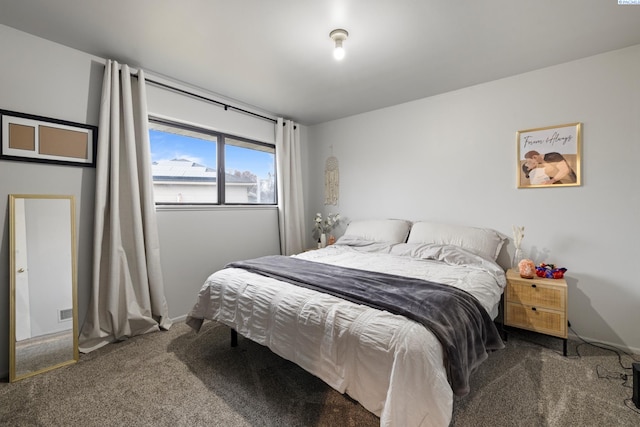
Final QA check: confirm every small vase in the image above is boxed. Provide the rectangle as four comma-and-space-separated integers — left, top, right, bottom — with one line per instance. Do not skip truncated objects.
320, 233, 327, 248
512, 247, 525, 269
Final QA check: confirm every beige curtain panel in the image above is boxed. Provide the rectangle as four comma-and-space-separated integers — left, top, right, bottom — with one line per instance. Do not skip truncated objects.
276, 118, 305, 256
80, 60, 171, 353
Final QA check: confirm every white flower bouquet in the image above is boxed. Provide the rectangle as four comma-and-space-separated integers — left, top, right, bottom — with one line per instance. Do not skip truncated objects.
313, 212, 340, 238
512, 225, 525, 268
512, 225, 524, 250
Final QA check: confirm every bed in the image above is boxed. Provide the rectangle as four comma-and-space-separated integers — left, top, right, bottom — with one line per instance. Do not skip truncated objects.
186, 219, 507, 427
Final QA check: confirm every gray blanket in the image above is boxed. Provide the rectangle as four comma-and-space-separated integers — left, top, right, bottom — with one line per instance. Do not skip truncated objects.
227, 255, 504, 396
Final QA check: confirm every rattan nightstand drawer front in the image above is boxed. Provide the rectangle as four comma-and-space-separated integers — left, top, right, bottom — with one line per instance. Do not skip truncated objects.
504, 269, 569, 345
506, 280, 566, 311
505, 302, 567, 338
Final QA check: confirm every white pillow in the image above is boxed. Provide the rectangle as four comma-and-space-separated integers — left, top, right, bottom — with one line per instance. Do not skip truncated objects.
406, 221, 507, 261
343, 219, 411, 243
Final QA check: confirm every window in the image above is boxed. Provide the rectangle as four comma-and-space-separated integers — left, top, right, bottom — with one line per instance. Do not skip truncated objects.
148, 118, 276, 205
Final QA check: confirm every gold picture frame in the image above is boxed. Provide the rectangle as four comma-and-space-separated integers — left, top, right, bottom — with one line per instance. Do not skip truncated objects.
1, 109, 97, 167
517, 122, 581, 188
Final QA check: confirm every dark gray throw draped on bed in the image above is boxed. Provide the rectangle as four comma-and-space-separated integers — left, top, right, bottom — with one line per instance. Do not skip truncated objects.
227, 255, 504, 397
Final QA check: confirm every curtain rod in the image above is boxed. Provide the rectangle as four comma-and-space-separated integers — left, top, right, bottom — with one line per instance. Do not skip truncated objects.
143, 77, 278, 124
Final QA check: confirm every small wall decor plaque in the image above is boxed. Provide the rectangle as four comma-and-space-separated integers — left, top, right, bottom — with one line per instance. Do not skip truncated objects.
517, 122, 581, 188
324, 155, 339, 205
1, 109, 97, 167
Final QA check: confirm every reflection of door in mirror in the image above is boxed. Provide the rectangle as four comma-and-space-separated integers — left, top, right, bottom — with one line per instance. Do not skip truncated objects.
9, 194, 78, 382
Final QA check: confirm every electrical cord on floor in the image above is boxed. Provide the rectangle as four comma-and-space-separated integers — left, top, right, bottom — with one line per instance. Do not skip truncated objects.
570, 325, 640, 372
504, 325, 640, 415
624, 399, 640, 415
569, 326, 640, 416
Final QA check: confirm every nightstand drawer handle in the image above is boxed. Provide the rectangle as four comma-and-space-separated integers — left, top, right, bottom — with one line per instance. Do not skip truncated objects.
531, 307, 537, 311
531, 284, 537, 288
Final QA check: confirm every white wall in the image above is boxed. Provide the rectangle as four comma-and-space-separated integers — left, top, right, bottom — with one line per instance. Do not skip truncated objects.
307, 45, 640, 352
145, 82, 283, 319
0, 24, 101, 379
2, 21, 636, 380
0, 24, 285, 378
157, 206, 280, 319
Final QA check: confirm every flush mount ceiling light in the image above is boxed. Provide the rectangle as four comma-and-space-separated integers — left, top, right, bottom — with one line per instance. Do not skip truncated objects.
329, 28, 349, 60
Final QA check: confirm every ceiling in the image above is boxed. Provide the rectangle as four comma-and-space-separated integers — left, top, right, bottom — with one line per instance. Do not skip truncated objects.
1, 1, 640, 125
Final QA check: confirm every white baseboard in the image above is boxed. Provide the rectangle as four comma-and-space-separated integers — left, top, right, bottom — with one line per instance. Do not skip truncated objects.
568, 330, 640, 355
170, 314, 187, 323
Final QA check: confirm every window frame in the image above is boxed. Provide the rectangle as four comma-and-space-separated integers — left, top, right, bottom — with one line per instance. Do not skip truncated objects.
148, 116, 277, 207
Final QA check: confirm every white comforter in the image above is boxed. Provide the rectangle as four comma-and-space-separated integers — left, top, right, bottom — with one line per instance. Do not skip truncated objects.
187, 241, 506, 427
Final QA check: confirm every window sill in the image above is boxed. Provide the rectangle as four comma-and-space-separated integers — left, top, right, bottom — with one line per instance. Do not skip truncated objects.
155, 204, 278, 212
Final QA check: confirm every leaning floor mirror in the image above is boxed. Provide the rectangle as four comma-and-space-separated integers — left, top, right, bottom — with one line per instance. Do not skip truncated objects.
9, 194, 79, 382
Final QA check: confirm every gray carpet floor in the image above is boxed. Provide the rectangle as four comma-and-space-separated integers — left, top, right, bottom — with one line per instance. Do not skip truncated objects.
14, 330, 74, 378
1, 320, 639, 426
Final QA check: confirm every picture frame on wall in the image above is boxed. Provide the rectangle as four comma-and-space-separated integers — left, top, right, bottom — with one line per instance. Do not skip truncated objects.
517, 122, 581, 188
0, 109, 98, 167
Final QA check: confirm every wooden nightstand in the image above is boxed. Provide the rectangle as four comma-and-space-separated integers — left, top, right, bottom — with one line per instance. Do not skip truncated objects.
504, 268, 568, 356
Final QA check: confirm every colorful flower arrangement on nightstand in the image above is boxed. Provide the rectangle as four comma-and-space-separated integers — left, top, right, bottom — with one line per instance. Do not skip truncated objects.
536, 263, 567, 279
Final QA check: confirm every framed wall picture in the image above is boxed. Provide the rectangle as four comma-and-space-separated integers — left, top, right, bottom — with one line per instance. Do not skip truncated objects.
517, 122, 581, 188
1, 109, 97, 167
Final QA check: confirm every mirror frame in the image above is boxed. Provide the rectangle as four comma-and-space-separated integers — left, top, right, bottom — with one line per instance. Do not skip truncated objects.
9, 194, 79, 382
